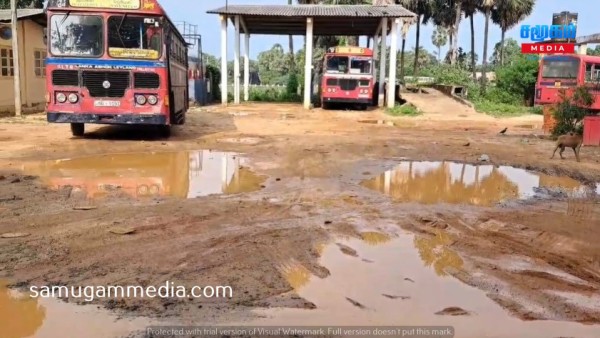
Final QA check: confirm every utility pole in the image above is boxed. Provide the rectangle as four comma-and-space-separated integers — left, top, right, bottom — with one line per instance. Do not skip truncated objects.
10, 0, 21, 117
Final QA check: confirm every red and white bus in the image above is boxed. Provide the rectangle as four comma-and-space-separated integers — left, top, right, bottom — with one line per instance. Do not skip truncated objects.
45, 0, 189, 137
535, 54, 600, 111
320, 46, 374, 110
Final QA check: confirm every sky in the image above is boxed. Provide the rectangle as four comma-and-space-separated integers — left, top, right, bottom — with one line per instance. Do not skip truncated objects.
159, 0, 598, 61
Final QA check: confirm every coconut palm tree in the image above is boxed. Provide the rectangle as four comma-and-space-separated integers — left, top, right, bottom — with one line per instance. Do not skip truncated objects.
462, 0, 479, 79
431, 25, 448, 61
492, 0, 535, 65
480, 0, 496, 93
399, 0, 434, 74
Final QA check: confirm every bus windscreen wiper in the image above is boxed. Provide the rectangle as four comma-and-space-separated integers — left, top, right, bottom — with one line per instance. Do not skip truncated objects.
116, 14, 128, 48
58, 10, 71, 26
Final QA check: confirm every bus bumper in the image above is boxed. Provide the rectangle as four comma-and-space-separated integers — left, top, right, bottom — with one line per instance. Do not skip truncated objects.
322, 98, 372, 104
47, 113, 168, 125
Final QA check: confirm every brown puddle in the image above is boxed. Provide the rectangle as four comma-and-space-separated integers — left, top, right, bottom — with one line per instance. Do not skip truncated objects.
20, 150, 266, 200
361, 161, 590, 206
247, 234, 600, 337
0, 281, 150, 338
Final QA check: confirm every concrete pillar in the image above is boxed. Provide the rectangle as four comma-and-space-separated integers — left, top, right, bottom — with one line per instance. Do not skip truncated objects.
378, 17, 388, 107
373, 36, 378, 78
244, 33, 250, 101
220, 15, 228, 105
234, 16, 241, 104
303, 17, 314, 109
578, 44, 588, 55
387, 18, 399, 108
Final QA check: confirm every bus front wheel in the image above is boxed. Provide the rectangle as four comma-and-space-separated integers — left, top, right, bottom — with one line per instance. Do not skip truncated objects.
70, 123, 84, 137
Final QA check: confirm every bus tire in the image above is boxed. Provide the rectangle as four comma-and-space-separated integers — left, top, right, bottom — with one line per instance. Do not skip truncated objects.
70, 123, 84, 137
159, 125, 171, 138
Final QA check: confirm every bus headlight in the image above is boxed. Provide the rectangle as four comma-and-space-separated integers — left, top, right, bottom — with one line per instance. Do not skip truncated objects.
135, 95, 147, 105
56, 92, 67, 103
68, 93, 78, 103
147, 95, 158, 105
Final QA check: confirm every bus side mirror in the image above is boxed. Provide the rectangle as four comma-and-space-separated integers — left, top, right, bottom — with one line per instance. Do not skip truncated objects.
43, 28, 47, 46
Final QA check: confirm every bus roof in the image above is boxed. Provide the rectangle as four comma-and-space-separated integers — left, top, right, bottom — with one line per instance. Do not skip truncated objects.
47, 0, 165, 16
542, 54, 600, 62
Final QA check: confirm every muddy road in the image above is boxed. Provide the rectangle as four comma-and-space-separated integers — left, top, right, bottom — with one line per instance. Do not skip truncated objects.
1, 98, 600, 338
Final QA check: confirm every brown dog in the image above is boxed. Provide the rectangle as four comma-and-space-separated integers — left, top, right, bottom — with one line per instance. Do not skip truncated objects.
551, 132, 583, 162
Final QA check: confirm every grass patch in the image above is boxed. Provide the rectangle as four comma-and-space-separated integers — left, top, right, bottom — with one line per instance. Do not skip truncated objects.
249, 87, 301, 103
474, 100, 541, 117
386, 104, 421, 117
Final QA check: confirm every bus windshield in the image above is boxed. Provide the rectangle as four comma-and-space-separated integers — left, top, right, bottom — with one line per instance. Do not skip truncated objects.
50, 14, 103, 57
541, 58, 580, 79
108, 16, 162, 59
326, 56, 348, 74
350, 57, 372, 75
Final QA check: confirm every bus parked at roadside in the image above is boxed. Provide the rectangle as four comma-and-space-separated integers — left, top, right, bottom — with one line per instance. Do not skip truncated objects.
320, 46, 375, 110
45, 0, 189, 137
535, 54, 600, 111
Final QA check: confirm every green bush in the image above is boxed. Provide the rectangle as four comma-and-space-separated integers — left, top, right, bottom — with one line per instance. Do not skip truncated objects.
494, 55, 539, 104
386, 104, 421, 116
248, 87, 301, 103
472, 100, 536, 117
420, 64, 472, 86
482, 87, 522, 105
286, 72, 299, 96
206, 65, 221, 102
530, 106, 543, 115
552, 86, 594, 136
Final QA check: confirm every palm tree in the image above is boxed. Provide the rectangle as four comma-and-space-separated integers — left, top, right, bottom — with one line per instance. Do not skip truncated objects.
462, 0, 479, 79
480, 0, 496, 93
431, 25, 448, 61
492, 0, 535, 65
399, 0, 434, 74
430, 0, 462, 66
399, 19, 413, 79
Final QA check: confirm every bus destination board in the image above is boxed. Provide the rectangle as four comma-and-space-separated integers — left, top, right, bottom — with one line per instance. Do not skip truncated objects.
69, 0, 141, 9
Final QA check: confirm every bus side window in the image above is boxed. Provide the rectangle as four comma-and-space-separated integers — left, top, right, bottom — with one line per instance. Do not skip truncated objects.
585, 63, 600, 83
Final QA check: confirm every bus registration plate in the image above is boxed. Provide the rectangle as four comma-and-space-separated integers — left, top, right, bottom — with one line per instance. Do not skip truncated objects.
94, 100, 120, 107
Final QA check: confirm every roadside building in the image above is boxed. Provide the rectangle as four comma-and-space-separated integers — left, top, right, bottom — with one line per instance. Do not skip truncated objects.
0, 9, 46, 114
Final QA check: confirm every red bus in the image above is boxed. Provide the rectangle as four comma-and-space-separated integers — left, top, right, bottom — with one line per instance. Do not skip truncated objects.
45, 0, 189, 138
320, 46, 374, 110
535, 54, 600, 111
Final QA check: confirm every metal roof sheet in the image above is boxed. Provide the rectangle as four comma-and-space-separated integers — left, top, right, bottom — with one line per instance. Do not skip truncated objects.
207, 5, 415, 36
207, 5, 415, 18
0, 9, 44, 22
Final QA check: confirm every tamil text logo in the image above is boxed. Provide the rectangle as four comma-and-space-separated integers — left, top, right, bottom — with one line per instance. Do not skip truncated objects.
520, 24, 577, 42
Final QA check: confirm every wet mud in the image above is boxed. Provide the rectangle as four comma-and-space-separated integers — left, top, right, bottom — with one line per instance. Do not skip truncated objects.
1, 103, 600, 337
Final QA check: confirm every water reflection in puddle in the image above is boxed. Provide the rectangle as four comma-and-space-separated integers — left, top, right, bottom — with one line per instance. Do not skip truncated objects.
21, 150, 265, 200
0, 281, 149, 338
250, 235, 599, 337
362, 161, 589, 206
